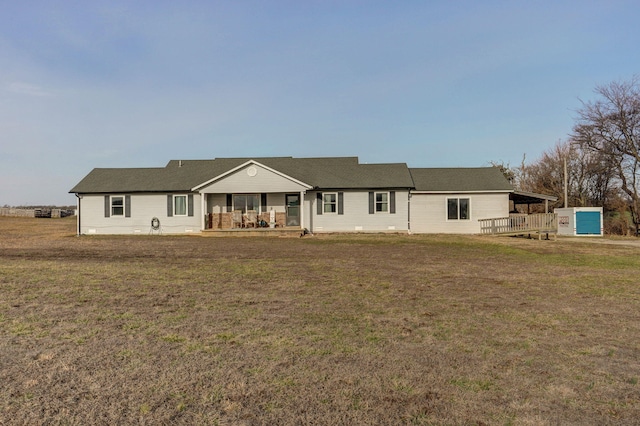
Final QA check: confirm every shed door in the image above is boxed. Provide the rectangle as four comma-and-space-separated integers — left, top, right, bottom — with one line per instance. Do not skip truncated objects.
576, 211, 601, 235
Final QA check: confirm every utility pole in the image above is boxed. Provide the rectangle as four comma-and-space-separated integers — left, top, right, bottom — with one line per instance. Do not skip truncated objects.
564, 157, 568, 208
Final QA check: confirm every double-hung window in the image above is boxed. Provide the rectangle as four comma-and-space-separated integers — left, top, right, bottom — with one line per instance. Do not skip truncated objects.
368, 191, 395, 214
317, 192, 343, 215
167, 194, 193, 217
375, 192, 388, 213
323, 193, 337, 214
111, 196, 124, 216
447, 198, 470, 220
105, 195, 130, 218
174, 195, 187, 216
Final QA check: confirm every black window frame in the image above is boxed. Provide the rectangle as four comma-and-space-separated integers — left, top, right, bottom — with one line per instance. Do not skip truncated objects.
447, 197, 470, 220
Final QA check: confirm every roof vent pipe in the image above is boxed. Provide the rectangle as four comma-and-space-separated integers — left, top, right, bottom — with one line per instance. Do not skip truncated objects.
179, 160, 182, 167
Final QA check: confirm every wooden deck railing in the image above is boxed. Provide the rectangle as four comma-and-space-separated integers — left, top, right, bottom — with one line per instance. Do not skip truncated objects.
479, 213, 558, 236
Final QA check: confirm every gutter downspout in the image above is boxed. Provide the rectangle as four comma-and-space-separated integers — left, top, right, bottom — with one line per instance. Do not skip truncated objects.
75, 194, 81, 236
407, 190, 412, 234
300, 190, 305, 231
200, 192, 206, 231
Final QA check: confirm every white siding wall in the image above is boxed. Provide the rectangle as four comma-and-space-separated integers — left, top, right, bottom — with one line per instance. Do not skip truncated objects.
207, 194, 226, 213
79, 194, 201, 235
307, 190, 409, 233
409, 192, 509, 234
268, 193, 287, 213
303, 196, 312, 231
78, 190, 509, 235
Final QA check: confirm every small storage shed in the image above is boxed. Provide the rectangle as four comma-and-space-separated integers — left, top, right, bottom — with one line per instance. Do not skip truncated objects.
554, 207, 603, 236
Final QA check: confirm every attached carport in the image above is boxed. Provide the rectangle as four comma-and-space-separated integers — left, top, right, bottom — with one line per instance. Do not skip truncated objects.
510, 190, 558, 214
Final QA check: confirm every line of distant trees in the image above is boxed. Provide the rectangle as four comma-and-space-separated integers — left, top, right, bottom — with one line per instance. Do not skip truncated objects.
493, 75, 640, 236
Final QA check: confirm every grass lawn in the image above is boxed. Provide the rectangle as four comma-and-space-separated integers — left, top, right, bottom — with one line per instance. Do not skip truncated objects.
1, 217, 639, 425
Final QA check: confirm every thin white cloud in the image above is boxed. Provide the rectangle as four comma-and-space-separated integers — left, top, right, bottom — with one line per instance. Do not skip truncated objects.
0, 1, 638, 206
6, 82, 52, 97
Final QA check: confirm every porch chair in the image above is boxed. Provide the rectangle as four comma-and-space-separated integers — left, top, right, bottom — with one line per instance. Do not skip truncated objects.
244, 210, 258, 228
232, 210, 243, 228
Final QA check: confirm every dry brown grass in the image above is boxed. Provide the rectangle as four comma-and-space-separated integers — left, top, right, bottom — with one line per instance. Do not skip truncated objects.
1, 217, 639, 425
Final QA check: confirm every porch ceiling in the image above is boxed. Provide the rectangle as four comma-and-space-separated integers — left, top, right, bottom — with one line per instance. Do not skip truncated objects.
510, 190, 558, 205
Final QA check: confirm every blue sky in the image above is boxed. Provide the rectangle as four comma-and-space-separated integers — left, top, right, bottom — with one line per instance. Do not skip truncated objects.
1, 1, 638, 205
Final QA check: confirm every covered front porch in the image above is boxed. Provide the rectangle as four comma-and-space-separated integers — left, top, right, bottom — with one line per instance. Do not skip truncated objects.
192, 159, 314, 233
200, 192, 306, 231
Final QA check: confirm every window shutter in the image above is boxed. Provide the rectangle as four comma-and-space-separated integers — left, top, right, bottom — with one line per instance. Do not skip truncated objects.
125, 195, 131, 217
389, 191, 396, 214
368, 192, 374, 214
187, 194, 194, 217
316, 193, 323, 215
167, 195, 173, 217
104, 195, 110, 218
261, 193, 267, 212
338, 192, 344, 215
226, 194, 233, 212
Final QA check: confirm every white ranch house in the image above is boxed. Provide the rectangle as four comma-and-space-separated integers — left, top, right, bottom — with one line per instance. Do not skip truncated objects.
69, 156, 522, 236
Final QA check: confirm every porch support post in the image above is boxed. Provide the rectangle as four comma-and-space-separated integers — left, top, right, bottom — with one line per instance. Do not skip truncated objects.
200, 193, 206, 231
300, 190, 305, 230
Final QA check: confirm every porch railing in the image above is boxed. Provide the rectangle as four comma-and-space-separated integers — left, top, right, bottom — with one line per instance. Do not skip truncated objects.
206, 212, 287, 230
479, 213, 558, 236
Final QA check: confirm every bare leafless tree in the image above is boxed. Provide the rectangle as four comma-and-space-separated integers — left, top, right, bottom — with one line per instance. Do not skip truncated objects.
488, 160, 517, 185
503, 139, 617, 214
571, 76, 640, 234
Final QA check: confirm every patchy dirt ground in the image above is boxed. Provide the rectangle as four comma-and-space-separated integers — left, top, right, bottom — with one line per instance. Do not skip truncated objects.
1, 217, 639, 425
559, 236, 640, 248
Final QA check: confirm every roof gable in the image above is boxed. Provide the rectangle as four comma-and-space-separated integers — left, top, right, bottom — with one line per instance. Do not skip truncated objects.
194, 160, 312, 192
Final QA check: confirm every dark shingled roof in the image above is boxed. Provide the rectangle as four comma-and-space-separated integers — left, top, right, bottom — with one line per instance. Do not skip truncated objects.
409, 167, 513, 192
70, 157, 415, 193
70, 158, 514, 194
